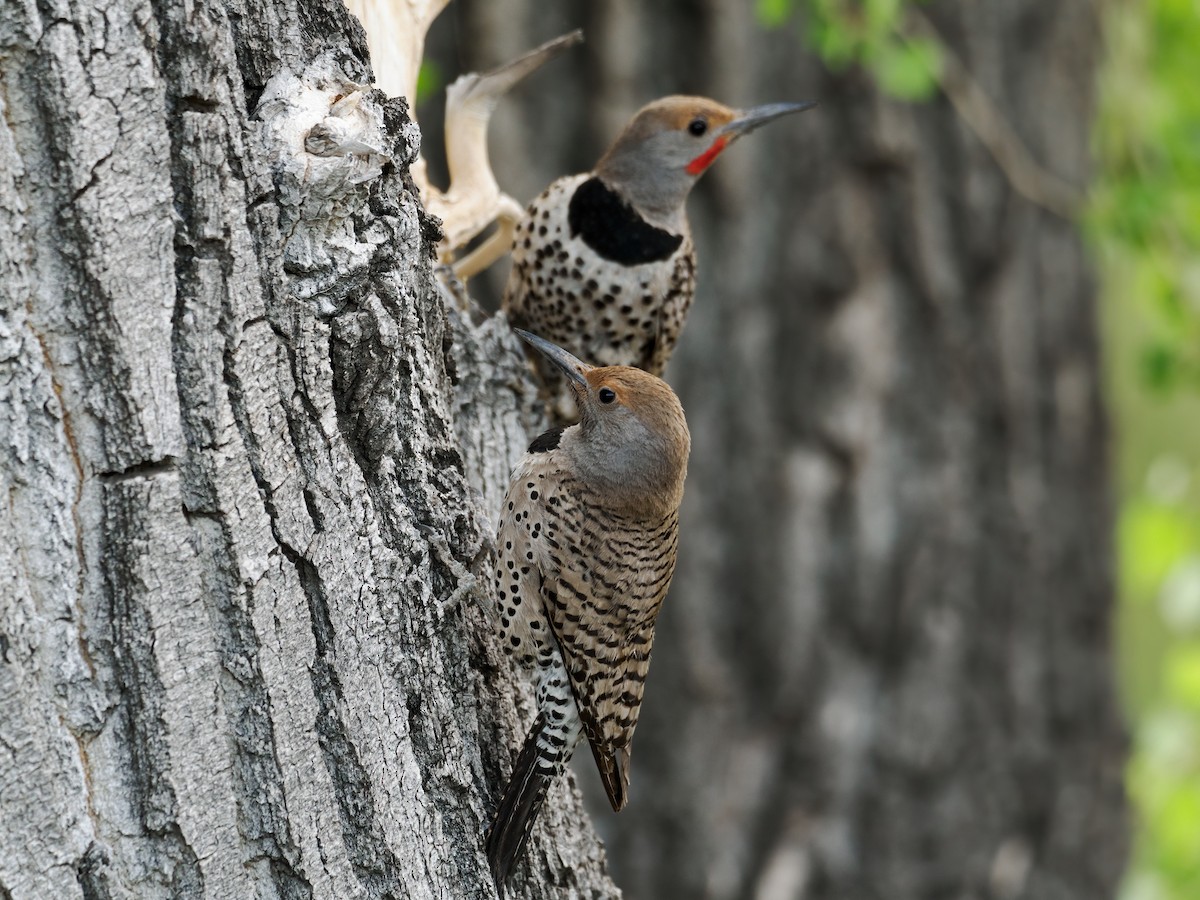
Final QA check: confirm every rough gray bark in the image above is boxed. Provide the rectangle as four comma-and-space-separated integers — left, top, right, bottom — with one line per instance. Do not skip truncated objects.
0, 2, 615, 898
437, 1, 1130, 898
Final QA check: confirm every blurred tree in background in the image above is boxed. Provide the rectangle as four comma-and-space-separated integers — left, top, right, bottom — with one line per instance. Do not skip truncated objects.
748, 4, 1200, 892
746, 2, 1200, 893
764, 2, 1200, 895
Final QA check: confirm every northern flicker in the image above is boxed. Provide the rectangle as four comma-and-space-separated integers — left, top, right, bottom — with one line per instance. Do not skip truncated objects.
486, 330, 690, 895
503, 95, 815, 421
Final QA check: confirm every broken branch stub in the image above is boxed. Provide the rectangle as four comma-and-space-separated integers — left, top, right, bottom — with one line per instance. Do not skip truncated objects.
343, 0, 450, 102
342, 0, 582, 276
436, 30, 584, 277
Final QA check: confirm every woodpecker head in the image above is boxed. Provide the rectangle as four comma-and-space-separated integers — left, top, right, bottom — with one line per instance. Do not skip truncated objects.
594, 95, 817, 226
517, 330, 690, 512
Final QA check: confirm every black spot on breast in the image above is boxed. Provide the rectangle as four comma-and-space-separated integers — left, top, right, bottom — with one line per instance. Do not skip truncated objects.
568, 177, 684, 265
528, 427, 566, 454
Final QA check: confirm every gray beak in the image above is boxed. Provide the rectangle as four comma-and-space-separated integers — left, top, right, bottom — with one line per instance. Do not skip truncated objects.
723, 100, 818, 138
514, 329, 592, 387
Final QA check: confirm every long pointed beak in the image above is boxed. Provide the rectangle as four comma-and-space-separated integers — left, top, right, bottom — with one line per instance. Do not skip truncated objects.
723, 100, 818, 138
514, 329, 592, 387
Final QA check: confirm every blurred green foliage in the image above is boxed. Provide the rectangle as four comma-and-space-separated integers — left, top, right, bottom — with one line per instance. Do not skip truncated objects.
756, 0, 941, 99
1091, 0, 1200, 399
1095, 2, 1200, 896
416, 60, 444, 104
758, 1, 1200, 896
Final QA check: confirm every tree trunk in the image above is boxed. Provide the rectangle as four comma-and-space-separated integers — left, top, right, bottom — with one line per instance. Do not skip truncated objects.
439, 1, 1131, 898
0, 2, 614, 898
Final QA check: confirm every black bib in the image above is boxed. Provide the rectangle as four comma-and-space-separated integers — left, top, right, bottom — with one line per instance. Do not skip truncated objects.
568, 177, 683, 266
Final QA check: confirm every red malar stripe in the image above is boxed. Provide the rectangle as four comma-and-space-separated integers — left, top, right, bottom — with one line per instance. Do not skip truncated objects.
685, 136, 730, 175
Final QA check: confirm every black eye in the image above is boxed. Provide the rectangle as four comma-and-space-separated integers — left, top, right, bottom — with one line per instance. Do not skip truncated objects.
688, 118, 708, 137
598, 387, 617, 404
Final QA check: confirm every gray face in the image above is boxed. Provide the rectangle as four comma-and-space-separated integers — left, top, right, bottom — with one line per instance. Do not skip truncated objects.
641, 126, 716, 172
571, 393, 688, 509
579, 397, 659, 468
571, 368, 691, 511
594, 97, 817, 227
513, 329, 689, 511
592, 98, 736, 226
595, 128, 708, 228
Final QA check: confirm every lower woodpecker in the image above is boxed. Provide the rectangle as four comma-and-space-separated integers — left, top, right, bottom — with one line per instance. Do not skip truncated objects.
486, 330, 690, 895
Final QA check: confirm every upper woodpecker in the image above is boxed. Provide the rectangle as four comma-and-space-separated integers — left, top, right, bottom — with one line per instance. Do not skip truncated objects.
503, 95, 815, 421
486, 330, 690, 896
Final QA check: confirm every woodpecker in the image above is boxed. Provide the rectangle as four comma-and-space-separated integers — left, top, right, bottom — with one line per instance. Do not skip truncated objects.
486, 330, 690, 896
503, 95, 815, 421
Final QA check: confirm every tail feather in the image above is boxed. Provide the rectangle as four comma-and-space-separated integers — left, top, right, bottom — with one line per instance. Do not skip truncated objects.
586, 740, 628, 812
486, 715, 553, 897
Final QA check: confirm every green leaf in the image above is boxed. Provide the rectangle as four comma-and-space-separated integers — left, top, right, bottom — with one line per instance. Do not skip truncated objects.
1141, 342, 1180, 393
1120, 500, 1198, 600
756, 0, 796, 28
807, 15, 859, 68
865, 0, 903, 34
416, 61, 442, 104
1166, 645, 1200, 706
874, 38, 940, 101
1153, 780, 1200, 878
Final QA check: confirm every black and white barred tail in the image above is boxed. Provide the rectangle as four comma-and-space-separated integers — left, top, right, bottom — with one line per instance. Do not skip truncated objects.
486, 714, 561, 897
